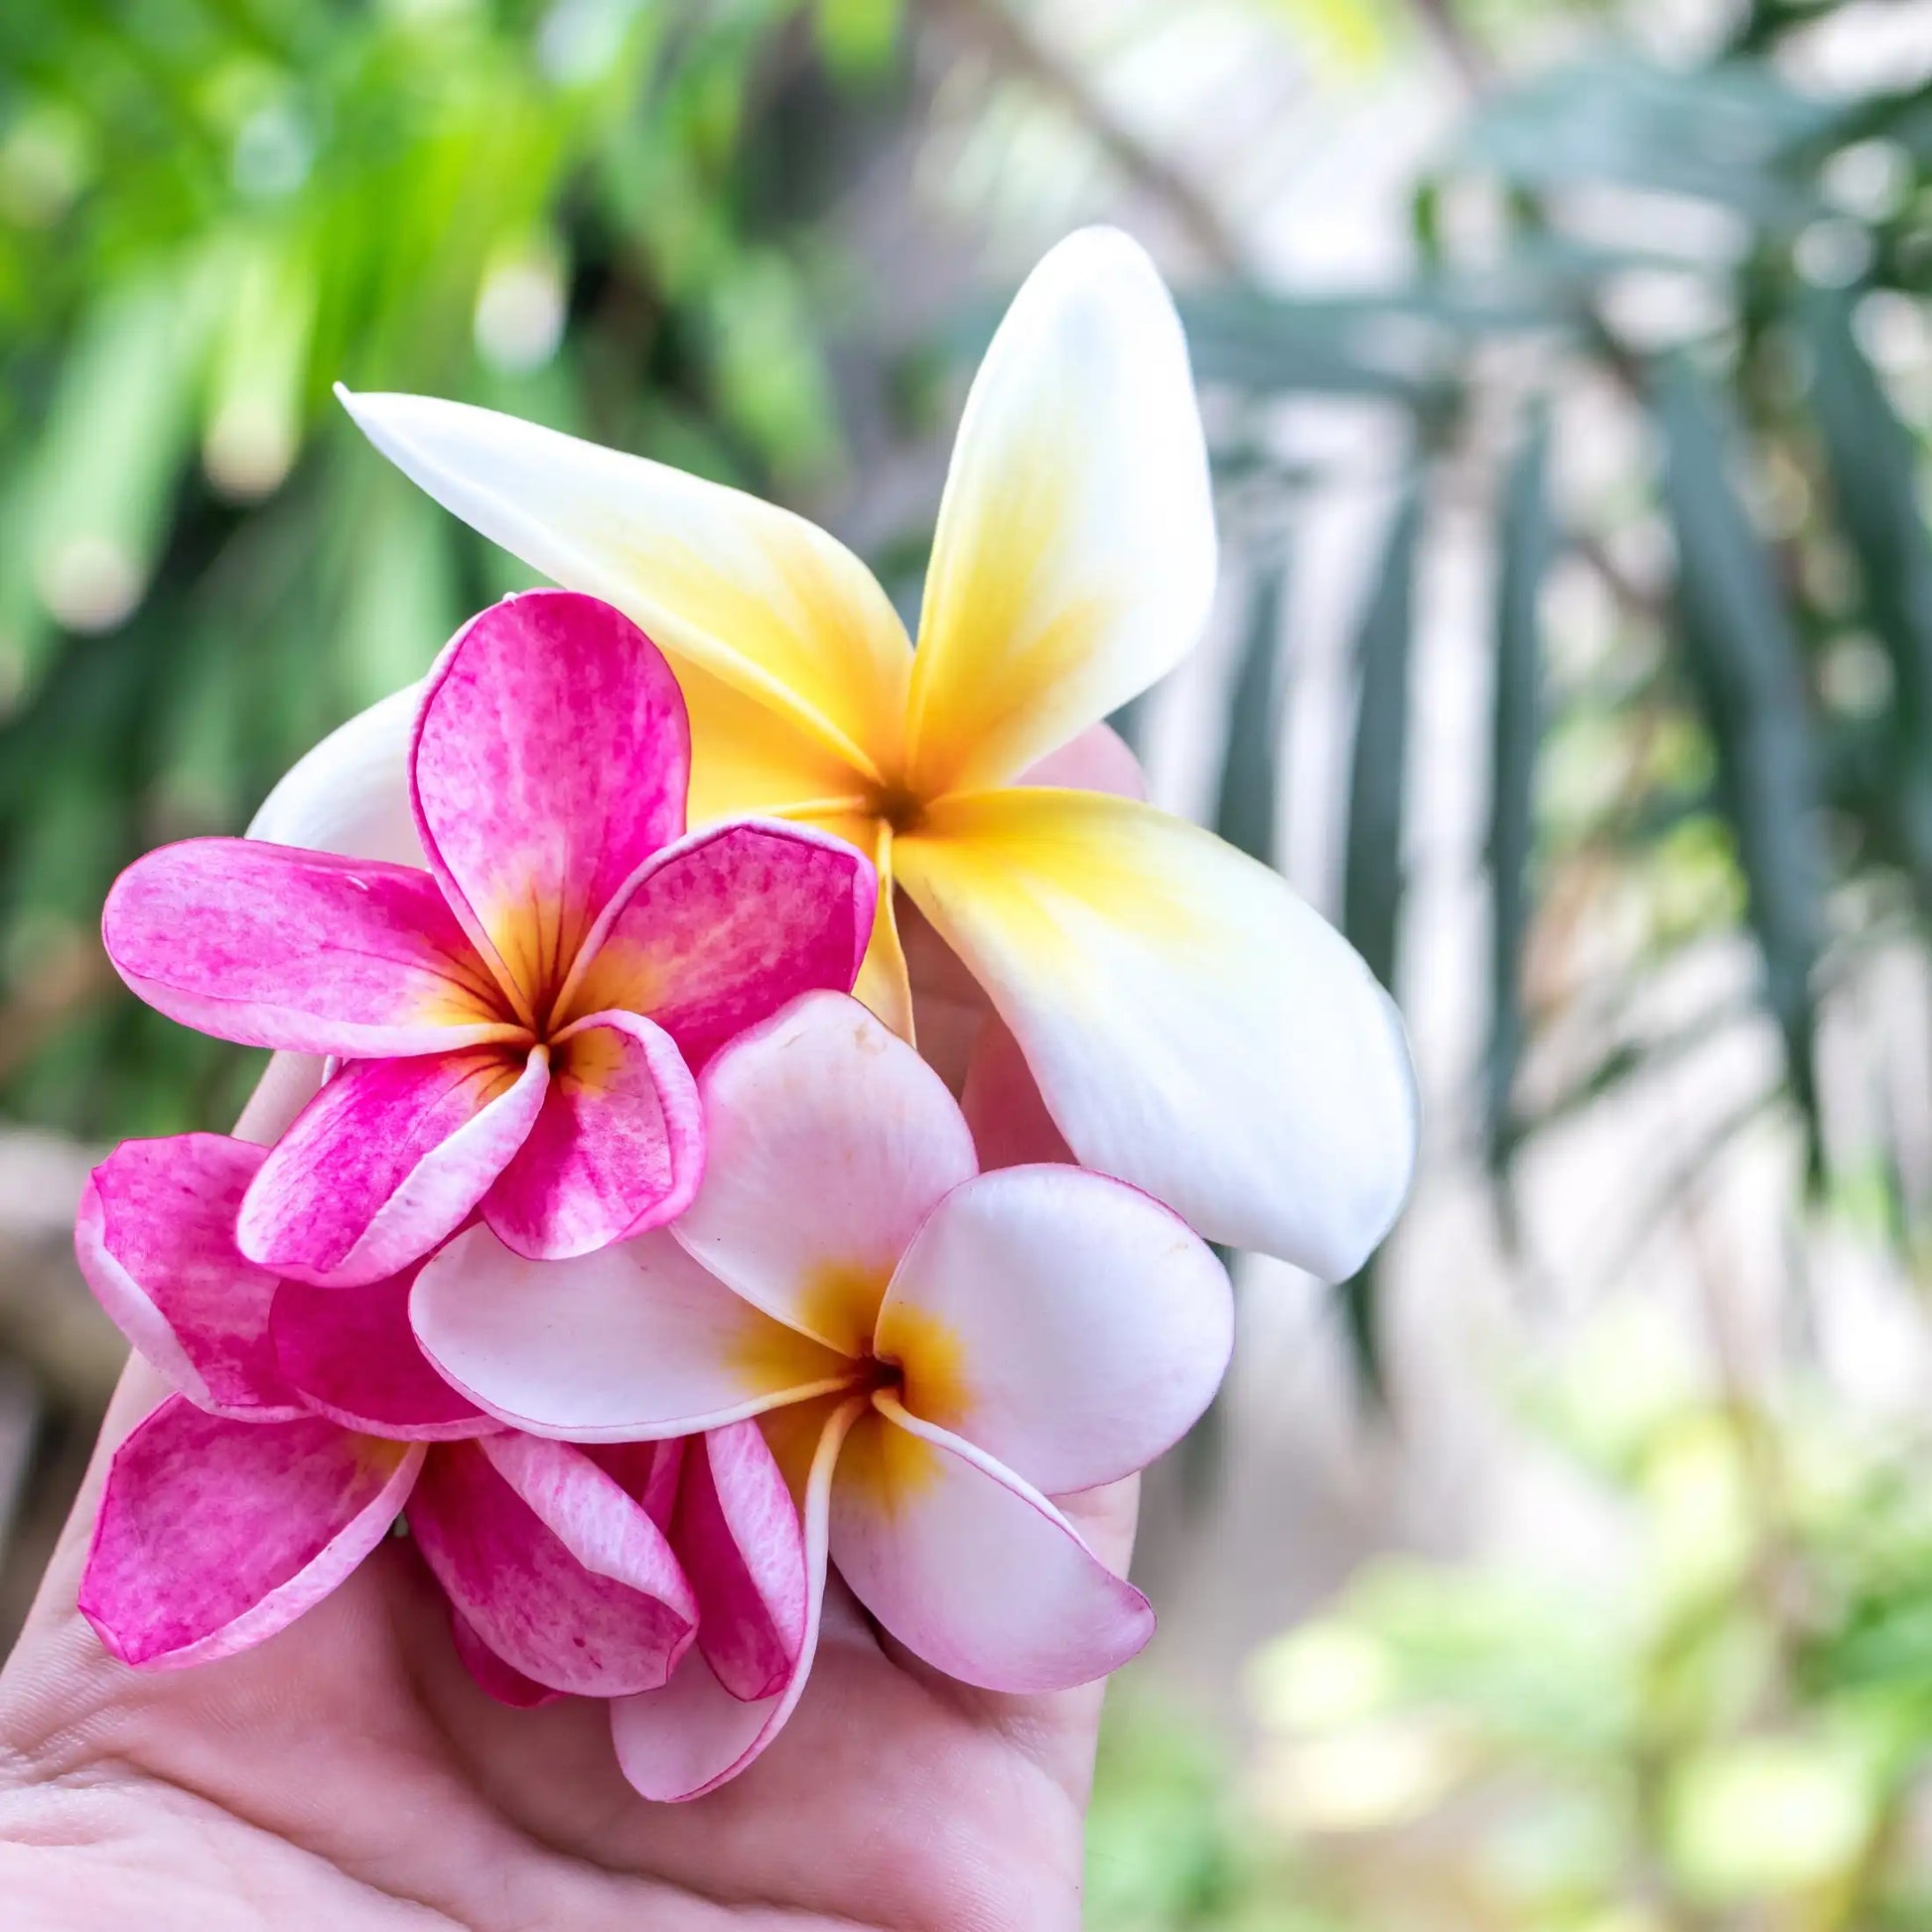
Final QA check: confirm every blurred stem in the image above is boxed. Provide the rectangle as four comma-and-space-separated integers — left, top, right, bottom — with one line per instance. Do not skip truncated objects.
921, 0, 1245, 272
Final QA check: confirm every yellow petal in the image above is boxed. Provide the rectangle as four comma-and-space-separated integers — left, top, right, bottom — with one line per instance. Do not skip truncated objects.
676, 657, 874, 831
901, 229, 1216, 798
339, 387, 910, 778
896, 788, 1418, 1277
847, 823, 914, 1042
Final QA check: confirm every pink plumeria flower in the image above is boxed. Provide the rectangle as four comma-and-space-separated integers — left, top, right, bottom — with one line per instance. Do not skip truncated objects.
101, 589, 876, 1287
410, 990, 1235, 1795
75, 1133, 698, 1696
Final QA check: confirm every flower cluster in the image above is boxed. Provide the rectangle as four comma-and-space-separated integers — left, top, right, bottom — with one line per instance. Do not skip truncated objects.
74, 229, 1418, 1803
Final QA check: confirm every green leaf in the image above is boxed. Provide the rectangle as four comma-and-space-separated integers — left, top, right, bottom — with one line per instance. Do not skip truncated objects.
1212, 556, 1290, 867
1337, 483, 1423, 1404
1800, 284, 1932, 880
1655, 354, 1828, 1165
1485, 406, 1554, 1173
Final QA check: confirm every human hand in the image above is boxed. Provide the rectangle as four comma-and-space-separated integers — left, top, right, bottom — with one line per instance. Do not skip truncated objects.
0, 1053, 1136, 1932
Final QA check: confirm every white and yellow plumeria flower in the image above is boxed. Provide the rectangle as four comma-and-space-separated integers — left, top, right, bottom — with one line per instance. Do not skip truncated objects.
270, 228, 1416, 1277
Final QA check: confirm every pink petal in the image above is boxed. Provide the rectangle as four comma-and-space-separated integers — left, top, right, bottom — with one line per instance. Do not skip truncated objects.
670, 991, 978, 1355
877, 1165, 1231, 1495
555, 820, 877, 1068
79, 1396, 422, 1669
237, 1046, 548, 1287
829, 1400, 1152, 1694
674, 1422, 807, 1702
450, 1604, 562, 1709
75, 1135, 300, 1419
611, 1397, 860, 1802
406, 1434, 696, 1697
270, 1273, 493, 1442
589, 1438, 685, 1534
411, 1226, 854, 1441
480, 1011, 702, 1260
409, 591, 689, 1016
102, 839, 512, 1056
958, 1016, 1073, 1171
1017, 720, 1149, 799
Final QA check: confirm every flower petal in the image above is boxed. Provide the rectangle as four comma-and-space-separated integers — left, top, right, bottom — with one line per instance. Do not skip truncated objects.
410, 1226, 855, 1441
409, 591, 690, 1016
237, 1047, 549, 1288
556, 820, 876, 1068
671, 991, 977, 1354
407, 1434, 696, 1697
449, 1604, 561, 1709
611, 1397, 860, 1802
103, 840, 513, 1056
339, 386, 909, 779
79, 1397, 421, 1669
850, 824, 913, 1042
958, 1014, 1072, 1170
76, 1135, 300, 1419
270, 1273, 493, 1442
902, 228, 1215, 796
480, 1011, 702, 1260
830, 1399, 1151, 1693
674, 1422, 807, 1702
247, 684, 424, 863
897, 789, 1420, 1277
877, 1165, 1230, 1494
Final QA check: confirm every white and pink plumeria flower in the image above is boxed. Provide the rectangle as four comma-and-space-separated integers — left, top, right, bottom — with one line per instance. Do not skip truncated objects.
272, 225, 1417, 1284
100, 590, 875, 1286
410, 990, 1234, 1797
73, 1133, 704, 1698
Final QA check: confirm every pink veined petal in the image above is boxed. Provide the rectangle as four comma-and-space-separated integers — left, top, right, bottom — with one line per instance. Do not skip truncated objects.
589, 1439, 686, 1535
480, 1010, 702, 1261
76, 1135, 301, 1419
554, 819, 877, 1067
449, 1603, 561, 1709
670, 991, 978, 1355
611, 1396, 861, 1802
102, 839, 513, 1056
406, 1434, 696, 1698
409, 591, 690, 1018
829, 1397, 1152, 1695
237, 1046, 549, 1288
673, 1422, 807, 1702
411, 1226, 855, 1442
876, 1165, 1232, 1495
79, 1397, 422, 1670
958, 1015, 1073, 1172
270, 1272, 494, 1443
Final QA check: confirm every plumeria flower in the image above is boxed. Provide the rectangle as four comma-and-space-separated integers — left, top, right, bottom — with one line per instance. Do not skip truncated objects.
409, 990, 1235, 1796
101, 590, 876, 1286
75, 1132, 699, 1696
311, 225, 1418, 1278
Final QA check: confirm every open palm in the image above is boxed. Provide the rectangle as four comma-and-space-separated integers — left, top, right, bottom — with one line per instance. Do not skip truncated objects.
0, 1061, 1133, 1931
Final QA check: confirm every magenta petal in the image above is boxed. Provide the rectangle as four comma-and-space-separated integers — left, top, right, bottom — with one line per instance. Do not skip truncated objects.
611, 1398, 857, 1802
410, 591, 690, 1014
589, 1439, 685, 1535
450, 1605, 562, 1709
558, 820, 877, 1069
79, 1397, 422, 1669
481, 1011, 702, 1260
407, 1435, 697, 1697
102, 839, 511, 1055
237, 1047, 548, 1287
675, 1423, 807, 1702
76, 1135, 301, 1418
270, 1274, 493, 1442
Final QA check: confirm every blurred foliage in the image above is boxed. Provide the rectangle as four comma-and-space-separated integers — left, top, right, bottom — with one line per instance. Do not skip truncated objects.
1095, 1302, 1932, 1928
0, 0, 898, 1138
1188, 0, 1932, 1382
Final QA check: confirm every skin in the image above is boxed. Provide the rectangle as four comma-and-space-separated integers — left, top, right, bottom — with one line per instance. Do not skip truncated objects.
0, 1051, 1137, 1932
